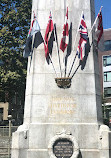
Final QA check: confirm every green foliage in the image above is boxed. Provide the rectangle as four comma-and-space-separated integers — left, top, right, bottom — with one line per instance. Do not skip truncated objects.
0, 0, 32, 104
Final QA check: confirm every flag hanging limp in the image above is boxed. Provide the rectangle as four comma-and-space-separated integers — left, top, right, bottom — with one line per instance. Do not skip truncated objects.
60, 7, 69, 52
65, 22, 72, 66
93, 8, 104, 51
23, 12, 43, 58
44, 12, 54, 58
77, 13, 89, 60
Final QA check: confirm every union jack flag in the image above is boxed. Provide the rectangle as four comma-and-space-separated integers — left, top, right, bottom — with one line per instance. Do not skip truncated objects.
77, 13, 88, 60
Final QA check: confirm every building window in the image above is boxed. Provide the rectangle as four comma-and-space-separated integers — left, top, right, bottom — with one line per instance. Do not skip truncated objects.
104, 40, 111, 51
104, 87, 111, 97
103, 55, 111, 66
104, 72, 111, 82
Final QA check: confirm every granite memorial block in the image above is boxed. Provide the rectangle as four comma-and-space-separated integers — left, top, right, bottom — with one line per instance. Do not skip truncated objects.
11, 0, 111, 158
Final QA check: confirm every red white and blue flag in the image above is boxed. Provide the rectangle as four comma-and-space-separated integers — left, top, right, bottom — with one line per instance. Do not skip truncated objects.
60, 7, 69, 52
77, 13, 88, 60
44, 12, 54, 58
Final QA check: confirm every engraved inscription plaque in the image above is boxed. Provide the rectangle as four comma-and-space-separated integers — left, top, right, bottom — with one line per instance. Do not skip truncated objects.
50, 96, 76, 115
53, 139, 73, 158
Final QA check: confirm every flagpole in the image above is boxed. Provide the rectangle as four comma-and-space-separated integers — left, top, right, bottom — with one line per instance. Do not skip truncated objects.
71, 63, 80, 79
43, 38, 58, 77
67, 11, 83, 77
63, 22, 72, 78
72, 11, 83, 51
49, 53, 58, 78
68, 53, 77, 77
65, 65, 66, 77
54, 24, 62, 77
87, 6, 103, 51
60, 6, 69, 77
44, 11, 58, 77
64, 0, 66, 19
49, 54, 58, 78
64, 49, 67, 77
29, 33, 35, 72
89, 6, 103, 35
63, 6, 67, 77
29, 11, 37, 72
64, 55, 67, 77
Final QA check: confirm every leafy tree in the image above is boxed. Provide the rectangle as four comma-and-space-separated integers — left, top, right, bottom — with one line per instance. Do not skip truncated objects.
0, 0, 32, 124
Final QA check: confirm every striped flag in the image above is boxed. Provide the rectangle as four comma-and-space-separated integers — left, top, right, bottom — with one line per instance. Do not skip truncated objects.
23, 12, 43, 58
60, 7, 69, 52
77, 13, 89, 60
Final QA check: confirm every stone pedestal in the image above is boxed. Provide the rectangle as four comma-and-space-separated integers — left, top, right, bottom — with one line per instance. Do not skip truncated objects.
11, 0, 111, 158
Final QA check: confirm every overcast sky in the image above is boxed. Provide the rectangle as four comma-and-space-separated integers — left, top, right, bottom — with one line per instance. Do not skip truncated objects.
95, 0, 111, 29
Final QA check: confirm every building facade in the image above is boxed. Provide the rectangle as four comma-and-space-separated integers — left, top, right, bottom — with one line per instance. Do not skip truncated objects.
0, 102, 9, 125
98, 28, 111, 126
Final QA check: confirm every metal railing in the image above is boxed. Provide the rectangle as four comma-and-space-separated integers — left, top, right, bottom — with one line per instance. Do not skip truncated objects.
0, 126, 18, 158
0, 126, 18, 137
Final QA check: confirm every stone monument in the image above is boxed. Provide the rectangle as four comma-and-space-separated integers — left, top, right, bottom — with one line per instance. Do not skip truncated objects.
11, 0, 111, 158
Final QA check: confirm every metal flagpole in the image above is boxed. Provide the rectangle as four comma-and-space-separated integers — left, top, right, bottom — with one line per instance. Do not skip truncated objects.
68, 7, 103, 79
49, 53, 58, 77
64, 59, 67, 77
83, 6, 103, 52
29, 11, 37, 72
70, 35, 90, 79
29, 33, 35, 72
88, 6, 103, 51
64, 0, 66, 19
70, 34, 90, 79
64, 48, 68, 77
72, 11, 83, 51
43, 37, 58, 78
54, 24, 62, 77
71, 63, 80, 79
67, 11, 83, 77
68, 53, 77, 77
43, 10, 58, 77
89, 6, 103, 35
62, 0, 66, 77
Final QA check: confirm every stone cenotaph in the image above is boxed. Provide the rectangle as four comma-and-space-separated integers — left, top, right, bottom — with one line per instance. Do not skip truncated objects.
11, 0, 111, 158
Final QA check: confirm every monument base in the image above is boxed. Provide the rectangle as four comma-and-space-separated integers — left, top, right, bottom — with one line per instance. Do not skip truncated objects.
11, 123, 111, 158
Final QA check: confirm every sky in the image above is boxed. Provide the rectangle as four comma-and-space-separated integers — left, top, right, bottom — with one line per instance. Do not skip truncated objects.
95, 0, 111, 29
0, 1, 110, 30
